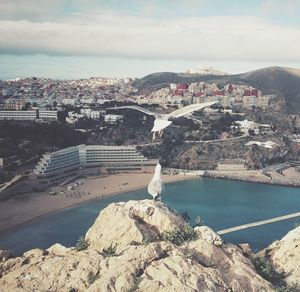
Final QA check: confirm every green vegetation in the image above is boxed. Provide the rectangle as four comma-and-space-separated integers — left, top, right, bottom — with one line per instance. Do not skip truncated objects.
87, 271, 99, 285
276, 284, 299, 292
0, 122, 87, 151
161, 225, 197, 246
21, 257, 30, 266
128, 277, 142, 292
181, 211, 190, 223
253, 257, 299, 291
102, 243, 117, 257
253, 257, 285, 287
142, 234, 153, 246
75, 236, 88, 251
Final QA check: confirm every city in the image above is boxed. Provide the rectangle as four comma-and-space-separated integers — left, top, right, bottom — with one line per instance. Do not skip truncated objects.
0, 1, 300, 291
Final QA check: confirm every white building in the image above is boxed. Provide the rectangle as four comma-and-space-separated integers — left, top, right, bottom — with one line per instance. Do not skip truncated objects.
96, 99, 111, 105
39, 110, 58, 121
169, 83, 177, 90
231, 119, 271, 135
90, 110, 105, 119
62, 98, 77, 106
32, 145, 158, 187
80, 98, 95, 105
104, 114, 123, 124
0, 110, 36, 121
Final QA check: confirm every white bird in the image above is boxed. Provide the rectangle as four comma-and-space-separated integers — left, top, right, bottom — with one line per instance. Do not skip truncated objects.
108, 102, 217, 140
148, 163, 163, 201
246, 141, 280, 149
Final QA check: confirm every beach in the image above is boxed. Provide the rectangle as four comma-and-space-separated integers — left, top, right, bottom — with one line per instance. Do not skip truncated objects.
0, 173, 194, 236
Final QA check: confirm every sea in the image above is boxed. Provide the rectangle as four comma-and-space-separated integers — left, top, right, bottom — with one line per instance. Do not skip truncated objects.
0, 178, 299, 255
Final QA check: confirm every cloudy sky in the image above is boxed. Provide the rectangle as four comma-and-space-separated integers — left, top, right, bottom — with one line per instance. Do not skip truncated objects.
1, 0, 300, 79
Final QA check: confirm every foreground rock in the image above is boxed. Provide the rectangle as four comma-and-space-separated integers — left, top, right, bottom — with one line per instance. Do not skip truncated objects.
85, 200, 187, 252
0, 200, 274, 291
260, 225, 300, 287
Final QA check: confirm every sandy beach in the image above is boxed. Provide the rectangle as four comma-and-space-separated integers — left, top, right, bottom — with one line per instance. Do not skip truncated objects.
0, 173, 194, 236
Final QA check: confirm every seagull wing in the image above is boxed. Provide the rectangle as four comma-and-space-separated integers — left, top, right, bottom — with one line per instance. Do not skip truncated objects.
107, 106, 158, 117
151, 118, 172, 132
165, 101, 218, 119
246, 141, 261, 146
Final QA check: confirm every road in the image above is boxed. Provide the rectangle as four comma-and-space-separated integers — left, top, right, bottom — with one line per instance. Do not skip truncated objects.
217, 212, 300, 235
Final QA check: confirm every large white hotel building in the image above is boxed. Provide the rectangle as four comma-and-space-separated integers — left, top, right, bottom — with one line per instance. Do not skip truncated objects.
0, 110, 58, 121
32, 145, 158, 187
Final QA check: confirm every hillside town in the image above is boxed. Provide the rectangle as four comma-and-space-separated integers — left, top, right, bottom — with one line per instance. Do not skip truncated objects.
1, 76, 273, 121
0, 74, 300, 195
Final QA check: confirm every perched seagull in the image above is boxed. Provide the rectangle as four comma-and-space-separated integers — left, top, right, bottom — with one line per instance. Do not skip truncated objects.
246, 141, 280, 149
108, 102, 217, 140
148, 163, 163, 201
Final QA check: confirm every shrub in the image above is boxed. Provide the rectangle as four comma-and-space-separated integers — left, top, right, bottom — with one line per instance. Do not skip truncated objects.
181, 212, 190, 223
75, 236, 88, 251
128, 277, 142, 292
87, 271, 99, 285
142, 234, 152, 246
103, 243, 117, 257
161, 225, 197, 246
253, 257, 286, 287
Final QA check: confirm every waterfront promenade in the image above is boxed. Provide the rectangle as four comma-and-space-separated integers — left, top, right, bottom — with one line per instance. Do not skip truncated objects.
206, 167, 300, 187
218, 212, 300, 235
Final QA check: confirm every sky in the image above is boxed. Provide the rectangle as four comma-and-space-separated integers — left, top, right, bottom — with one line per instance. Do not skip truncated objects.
1, 0, 300, 79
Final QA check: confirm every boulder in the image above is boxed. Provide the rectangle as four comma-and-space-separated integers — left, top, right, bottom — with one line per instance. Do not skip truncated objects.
85, 200, 187, 252
194, 226, 223, 246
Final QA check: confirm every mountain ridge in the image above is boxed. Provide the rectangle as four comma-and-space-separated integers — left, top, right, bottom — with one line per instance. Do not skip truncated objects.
133, 66, 300, 113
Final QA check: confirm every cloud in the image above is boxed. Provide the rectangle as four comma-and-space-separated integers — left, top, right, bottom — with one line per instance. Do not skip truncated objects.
258, 0, 300, 16
0, 14, 299, 63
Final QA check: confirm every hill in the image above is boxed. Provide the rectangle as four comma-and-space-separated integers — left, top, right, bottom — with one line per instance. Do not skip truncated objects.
133, 66, 300, 113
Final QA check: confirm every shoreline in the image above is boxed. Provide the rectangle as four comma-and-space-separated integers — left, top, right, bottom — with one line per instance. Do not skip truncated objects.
1, 168, 299, 239
205, 167, 300, 188
0, 173, 195, 238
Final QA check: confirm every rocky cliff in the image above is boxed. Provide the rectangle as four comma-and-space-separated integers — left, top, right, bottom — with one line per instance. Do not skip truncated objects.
258, 225, 300, 288
0, 199, 289, 292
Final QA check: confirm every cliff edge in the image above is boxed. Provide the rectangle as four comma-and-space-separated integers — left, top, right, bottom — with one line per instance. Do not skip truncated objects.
258, 225, 300, 288
0, 199, 284, 291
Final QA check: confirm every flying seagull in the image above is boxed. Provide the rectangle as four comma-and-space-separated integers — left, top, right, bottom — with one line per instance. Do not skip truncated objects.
148, 163, 163, 201
108, 101, 217, 139
246, 141, 280, 149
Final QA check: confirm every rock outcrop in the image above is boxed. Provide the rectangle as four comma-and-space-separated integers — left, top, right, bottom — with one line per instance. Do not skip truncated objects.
261, 225, 300, 287
0, 200, 275, 291
85, 200, 187, 252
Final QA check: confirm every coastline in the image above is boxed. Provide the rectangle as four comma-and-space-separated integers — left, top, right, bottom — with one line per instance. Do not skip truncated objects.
1, 167, 299, 238
205, 167, 300, 188
0, 173, 195, 237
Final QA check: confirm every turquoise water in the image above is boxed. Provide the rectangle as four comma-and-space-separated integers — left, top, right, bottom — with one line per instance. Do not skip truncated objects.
0, 178, 300, 255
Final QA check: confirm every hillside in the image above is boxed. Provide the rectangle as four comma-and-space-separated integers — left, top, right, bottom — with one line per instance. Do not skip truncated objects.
133, 66, 300, 113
